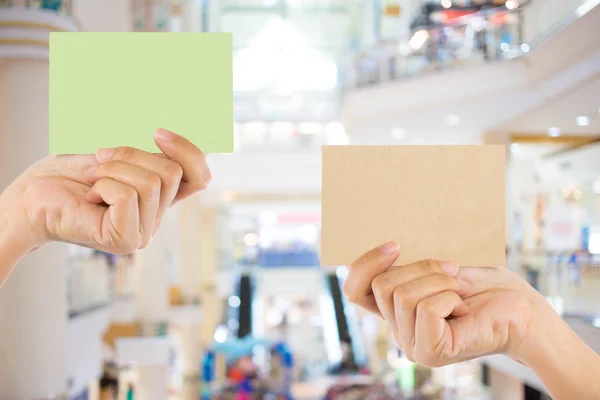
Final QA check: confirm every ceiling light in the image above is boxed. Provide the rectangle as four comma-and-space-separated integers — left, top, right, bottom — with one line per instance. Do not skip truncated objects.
298, 122, 324, 135
445, 114, 461, 126
500, 42, 510, 52
244, 122, 267, 137
505, 0, 518, 10
441, 0, 452, 9
391, 128, 406, 140
548, 127, 561, 137
520, 43, 530, 53
510, 143, 521, 154
575, 116, 590, 127
269, 122, 295, 137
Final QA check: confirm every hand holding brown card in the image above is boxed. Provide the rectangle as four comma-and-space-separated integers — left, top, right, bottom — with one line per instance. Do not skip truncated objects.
320, 145, 506, 267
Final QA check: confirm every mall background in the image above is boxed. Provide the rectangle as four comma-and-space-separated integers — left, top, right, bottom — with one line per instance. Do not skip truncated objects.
1, 0, 599, 399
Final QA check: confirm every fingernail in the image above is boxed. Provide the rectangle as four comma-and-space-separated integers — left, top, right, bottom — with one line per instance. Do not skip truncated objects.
155, 128, 175, 142
380, 241, 399, 255
96, 148, 115, 162
441, 262, 459, 276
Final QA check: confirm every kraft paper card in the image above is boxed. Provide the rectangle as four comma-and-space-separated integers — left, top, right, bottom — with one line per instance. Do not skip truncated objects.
321, 145, 505, 267
49, 32, 233, 154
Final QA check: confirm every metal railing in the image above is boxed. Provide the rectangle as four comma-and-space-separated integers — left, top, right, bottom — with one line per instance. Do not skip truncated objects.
341, 0, 597, 89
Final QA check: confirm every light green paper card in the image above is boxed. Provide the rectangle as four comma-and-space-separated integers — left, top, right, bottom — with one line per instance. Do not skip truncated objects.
49, 32, 233, 154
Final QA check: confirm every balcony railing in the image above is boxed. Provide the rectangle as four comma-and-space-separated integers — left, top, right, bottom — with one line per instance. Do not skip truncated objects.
341, 0, 598, 89
0, 0, 72, 15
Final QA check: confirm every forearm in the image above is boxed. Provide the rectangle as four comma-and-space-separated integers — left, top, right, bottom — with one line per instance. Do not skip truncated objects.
0, 201, 36, 287
522, 315, 600, 399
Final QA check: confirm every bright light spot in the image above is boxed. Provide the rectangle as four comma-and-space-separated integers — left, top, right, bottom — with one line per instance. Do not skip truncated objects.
441, 0, 452, 9
228, 295, 241, 308
593, 179, 600, 194
298, 122, 324, 135
500, 42, 510, 52
221, 191, 235, 202
589, 232, 600, 255
244, 232, 259, 246
213, 325, 228, 343
575, 116, 590, 127
296, 224, 318, 244
576, 0, 600, 17
326, 122, 350, 145
510, 143, 521, 154
505, 0, 518, 10
244, 122, 267, 138
228, 319, 239, 330
548, 127, 561, 137
336, 266, 349, 280
269, 122, 295, 137
391, 128, 406, 140
259, 211, 277, 225
445, 114, 461, 126
521, 43, 530, 53
573, 189, 582, 200
409, 30, 429, 50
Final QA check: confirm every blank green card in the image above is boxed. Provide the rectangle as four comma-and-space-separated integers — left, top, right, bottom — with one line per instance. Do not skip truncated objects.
49, 32, 233, 154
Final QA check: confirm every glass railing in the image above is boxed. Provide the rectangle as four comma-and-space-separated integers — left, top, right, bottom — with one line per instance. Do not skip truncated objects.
513, 250, 600, 319
0, 0, 72, 15
341, 0, 598, 89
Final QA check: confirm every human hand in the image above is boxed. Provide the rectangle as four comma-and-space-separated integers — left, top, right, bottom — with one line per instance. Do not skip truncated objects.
0, 129, 210, 255
343, 242, 561, 367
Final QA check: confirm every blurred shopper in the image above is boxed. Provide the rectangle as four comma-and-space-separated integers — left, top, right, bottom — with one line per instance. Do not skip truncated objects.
343, 241, 600, 400
0, 129, 211, 287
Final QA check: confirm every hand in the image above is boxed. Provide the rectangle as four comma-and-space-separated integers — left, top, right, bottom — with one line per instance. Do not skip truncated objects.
343, 242, 560, 367
0, 129, 211, 255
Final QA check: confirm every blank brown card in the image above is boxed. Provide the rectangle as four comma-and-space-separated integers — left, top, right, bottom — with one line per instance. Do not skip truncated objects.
321, 145, 505, 267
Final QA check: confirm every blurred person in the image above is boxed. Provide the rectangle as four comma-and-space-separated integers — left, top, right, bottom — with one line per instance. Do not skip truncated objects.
343, 241, 600, 400
0, 129, 211, 287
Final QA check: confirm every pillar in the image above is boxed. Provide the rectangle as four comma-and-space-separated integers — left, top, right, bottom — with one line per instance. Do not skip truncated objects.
178, 198, 203, 303
136, 365, 169, 400
133, 221, 169, 398
199, 206, 221, 347
0, 60, 69, 397
181, 0, 203, 32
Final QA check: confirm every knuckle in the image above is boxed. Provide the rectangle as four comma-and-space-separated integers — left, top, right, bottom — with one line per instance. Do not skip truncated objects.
422, 259, 441, 273
142, 173, 161, 196
370, 275, 388, 298
119, 186, 138, 202
392, 286, 412, 310
413, 348, 435, 367
114, 146, 135, 161
163, 161, 184, 184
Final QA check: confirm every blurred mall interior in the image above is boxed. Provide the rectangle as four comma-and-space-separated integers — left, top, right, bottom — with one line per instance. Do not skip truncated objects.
1, 0, 600, 399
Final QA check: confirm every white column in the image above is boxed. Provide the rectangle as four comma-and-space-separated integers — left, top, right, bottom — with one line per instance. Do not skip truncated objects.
181, 0, 203, 32
134, 228, 169, 323
136, 365, 169, 400
178, 198, 203, 302
0, 60, 69, 397
133, 214, 170, 398
179, 326, 202, 374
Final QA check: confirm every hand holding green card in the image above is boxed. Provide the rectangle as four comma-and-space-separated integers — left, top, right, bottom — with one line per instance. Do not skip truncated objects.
49, 32, 233, 154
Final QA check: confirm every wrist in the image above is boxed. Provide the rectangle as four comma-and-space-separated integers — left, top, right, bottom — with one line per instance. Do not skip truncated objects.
0, 191, 44, 263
